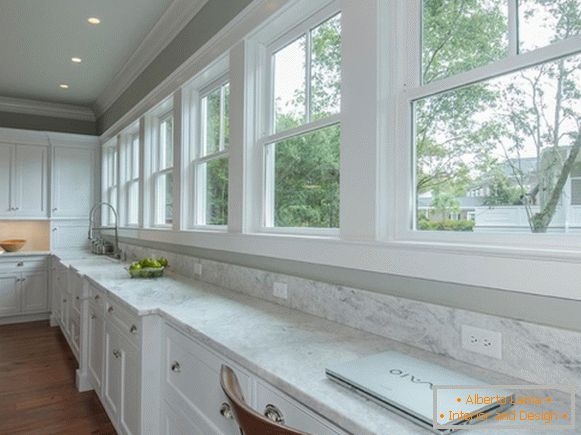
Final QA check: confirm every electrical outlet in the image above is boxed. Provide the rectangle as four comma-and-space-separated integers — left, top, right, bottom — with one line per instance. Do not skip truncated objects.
461, 325, 502, 360
194, 263, 202, 276
273, 282, 288, 300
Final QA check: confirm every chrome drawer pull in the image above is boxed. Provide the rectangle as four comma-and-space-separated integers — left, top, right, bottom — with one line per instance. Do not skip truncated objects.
219, 403, 233, 420
129, 325, 138, 334
170, 361, 181, 373
113, 349, 121, 359
264, 404, 285, 424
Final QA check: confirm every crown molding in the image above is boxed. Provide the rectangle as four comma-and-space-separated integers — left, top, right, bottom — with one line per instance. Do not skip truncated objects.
0, 126, 99, 146
93, 0, 209, 118
0, 96, 95, 121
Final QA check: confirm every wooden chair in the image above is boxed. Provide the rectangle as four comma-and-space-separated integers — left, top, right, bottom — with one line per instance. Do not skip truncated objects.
220, 364, 310, 435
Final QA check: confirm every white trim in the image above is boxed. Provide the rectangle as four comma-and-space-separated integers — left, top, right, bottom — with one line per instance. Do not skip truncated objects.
0, 96, 95, 121
93, 0, 209, 117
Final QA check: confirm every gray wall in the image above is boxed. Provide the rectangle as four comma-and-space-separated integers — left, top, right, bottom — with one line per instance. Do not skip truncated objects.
97, 0, 254, 134
116, 236, 581, 332
0, 111, 97, 135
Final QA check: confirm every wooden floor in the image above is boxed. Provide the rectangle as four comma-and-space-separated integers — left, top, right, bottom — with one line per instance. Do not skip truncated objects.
0, 321, 116, 435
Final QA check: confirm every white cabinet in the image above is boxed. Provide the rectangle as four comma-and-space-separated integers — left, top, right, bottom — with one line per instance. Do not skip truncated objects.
0, 142, 47, 218
161, 324, 250, 435
52, 145, 96, 218
13, 145, 47, 217
103, 322, 141, 435
0, 257, 49, 319
88, 304, 104, 392
0, 274, 20, 316
21, 271, 48, 313
0, 145, 12, 215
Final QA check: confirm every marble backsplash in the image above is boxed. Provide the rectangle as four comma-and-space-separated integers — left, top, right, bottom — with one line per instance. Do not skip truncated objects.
120, 242, 581, 395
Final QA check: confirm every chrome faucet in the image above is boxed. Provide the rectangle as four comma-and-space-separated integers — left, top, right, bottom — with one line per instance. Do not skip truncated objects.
88, 202, 120, 258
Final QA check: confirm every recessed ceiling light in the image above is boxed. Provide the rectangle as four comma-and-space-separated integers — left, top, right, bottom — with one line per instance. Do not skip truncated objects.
59, 84, 69, 89
87, 17, 101, 25
71, 57, 82, 63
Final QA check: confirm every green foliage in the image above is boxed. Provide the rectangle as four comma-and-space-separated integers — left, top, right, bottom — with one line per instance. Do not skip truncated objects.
272, 13, 342, 228
206, 158, 229, 225
418, 219, 475, 231
274, 124, 340, 228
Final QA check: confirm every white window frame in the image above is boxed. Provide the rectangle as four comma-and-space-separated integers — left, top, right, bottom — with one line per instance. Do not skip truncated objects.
148, 102, 175, 229
254, 1, 342, 236
393, 0, 581, 250
120, 125, 141, 227
188, 74, 231, 230
101, 139, 118, 226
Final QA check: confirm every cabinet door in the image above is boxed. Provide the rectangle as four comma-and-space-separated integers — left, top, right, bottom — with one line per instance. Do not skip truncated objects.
0, 144, 13, 215
13, 145, 47, 217
119, 333, 140, 435
52, 146, 95, 218
0, 274, 20, 316
103, 324, 123, 418
88, 305, 104, 392
21, 271, 48, 313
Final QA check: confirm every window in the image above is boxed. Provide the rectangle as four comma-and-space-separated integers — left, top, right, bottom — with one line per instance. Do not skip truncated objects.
151, 110, 175, 227
191, 79, 230, 226
120, 130, 140, 226
262, 10, 342, 230
102, 141, 118, 225
411, 0, 581, 234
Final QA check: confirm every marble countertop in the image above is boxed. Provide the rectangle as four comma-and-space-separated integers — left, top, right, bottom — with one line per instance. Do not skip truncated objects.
56, 254, 577, 435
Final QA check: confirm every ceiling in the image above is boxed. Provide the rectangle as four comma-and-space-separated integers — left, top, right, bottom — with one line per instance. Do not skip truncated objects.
0, 0, 174, 108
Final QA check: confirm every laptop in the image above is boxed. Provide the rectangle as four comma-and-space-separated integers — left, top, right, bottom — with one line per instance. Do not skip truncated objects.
326, 351, 513, 433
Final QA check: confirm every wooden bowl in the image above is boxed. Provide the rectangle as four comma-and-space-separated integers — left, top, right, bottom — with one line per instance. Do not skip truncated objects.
0, 239, 27, 252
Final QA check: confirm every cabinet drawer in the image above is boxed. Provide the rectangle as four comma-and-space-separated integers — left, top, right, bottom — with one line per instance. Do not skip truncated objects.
162, 324, 247, 435
255, 381, 346, 435
0, 257, 47, 273
105, 299, 140, 343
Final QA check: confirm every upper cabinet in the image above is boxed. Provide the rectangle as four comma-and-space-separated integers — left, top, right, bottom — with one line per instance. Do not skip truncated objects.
51, 145, 97, 218
0, 129, 99, 220
0, 142, 47, 218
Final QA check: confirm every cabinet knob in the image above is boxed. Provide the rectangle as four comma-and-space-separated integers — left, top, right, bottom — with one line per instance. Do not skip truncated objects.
17, 262, 23, 267
264, 404, 285, 424
129, 325, 138, 334
170, 361, 181, 373
52, 208, 58, 212
62, 299, 67, 303
94, 294, 100, 300
91, 314, 96, 320
113, 349, 121, 359
107, 306, 114, 313
75, 296, 80, 300
219, 403, 233, 420
52, 228, 58, 232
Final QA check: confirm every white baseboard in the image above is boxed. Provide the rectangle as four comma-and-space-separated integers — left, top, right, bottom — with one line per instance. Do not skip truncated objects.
0, 312, 50, 326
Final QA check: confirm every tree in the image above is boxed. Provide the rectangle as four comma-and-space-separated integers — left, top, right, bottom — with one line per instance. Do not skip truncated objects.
420, 0, 581, 233
273, 14, 342, 228
496, 0, 581, 232
417, 0, 508, 197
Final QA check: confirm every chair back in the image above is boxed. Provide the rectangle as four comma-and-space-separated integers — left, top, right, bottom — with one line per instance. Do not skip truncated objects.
220, 364, 309, 435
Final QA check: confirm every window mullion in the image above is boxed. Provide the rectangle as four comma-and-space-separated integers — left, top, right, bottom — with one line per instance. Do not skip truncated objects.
508, 0, 519, 56
221, 85, 226, 151
305, 31, 312, 124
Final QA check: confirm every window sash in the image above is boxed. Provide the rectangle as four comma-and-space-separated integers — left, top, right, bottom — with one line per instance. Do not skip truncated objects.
264, 6, 341, 138
400, 0, 581, 241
